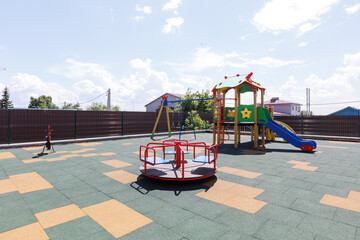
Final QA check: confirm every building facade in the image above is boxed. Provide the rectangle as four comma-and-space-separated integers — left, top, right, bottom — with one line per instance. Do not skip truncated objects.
264, 97, 302, 116
145, 93, 184, 112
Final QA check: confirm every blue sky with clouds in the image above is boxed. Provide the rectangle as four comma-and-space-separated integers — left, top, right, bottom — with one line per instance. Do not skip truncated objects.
0, 0, 360, 114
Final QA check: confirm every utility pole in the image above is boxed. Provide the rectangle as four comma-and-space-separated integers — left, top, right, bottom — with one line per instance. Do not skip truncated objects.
106, 88, 111, 111
306, 88, 310, 116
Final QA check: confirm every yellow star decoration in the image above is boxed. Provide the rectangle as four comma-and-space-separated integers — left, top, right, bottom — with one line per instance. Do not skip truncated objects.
227, 109, 235, 118
241, 108, 252, 119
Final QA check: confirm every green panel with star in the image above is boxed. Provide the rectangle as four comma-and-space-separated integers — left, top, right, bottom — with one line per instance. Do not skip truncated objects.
238, 105, 254, 122
224, 107, 235, 121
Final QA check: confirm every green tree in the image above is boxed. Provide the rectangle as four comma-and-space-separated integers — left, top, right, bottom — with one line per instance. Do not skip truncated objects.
184, 110, 211, 130
0, 86, 14, 109
175, 89, 213, 113
86, 102, 120, 111
62, 102, 82, 110
28, 95, 58, 109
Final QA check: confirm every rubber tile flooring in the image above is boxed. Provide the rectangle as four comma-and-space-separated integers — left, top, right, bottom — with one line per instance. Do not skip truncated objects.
0, 133, 360, 240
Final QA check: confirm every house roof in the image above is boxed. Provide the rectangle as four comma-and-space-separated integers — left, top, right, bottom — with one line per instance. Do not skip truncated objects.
144, 93, 184, 107
264, 98, 302, 106
328, 106, 360, 115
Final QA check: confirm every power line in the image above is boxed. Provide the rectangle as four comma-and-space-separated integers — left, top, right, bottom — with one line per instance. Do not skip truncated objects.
78, 91, 108, 105
310, 100, 360, 106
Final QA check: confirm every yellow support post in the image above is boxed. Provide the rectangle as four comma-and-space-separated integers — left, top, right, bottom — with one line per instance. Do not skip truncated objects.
253, 89, 258, 148
234, 87, 238, 148
165, 105, 171, 137
150, 96, 171, 139
261, 89, 265, 148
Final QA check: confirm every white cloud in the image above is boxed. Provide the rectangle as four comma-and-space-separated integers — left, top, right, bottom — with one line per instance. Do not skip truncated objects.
133, 16, 144, 21
163, 0, 182, 11
9, 73, 77, 108
181, 47, 302, 72
136, 5, 152, 14
298, 41, 308, 47
163, 17, 184, 33
271, 51, 360, 115
253, 0, 339, 35
345, 4, 360, 14
298, 22, 321, 36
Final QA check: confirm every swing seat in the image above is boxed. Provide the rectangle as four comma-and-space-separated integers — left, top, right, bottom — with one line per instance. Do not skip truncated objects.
164, 150, 189, 155
141, 157, 170, 165
192, 156, 215, 163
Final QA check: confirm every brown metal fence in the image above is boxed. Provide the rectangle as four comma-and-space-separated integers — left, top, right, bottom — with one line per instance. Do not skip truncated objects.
0, 109, 359, 144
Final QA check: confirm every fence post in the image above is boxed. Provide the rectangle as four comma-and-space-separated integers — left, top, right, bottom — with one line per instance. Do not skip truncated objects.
358, 110, 360, 137
8, 109, 10, 144
121, 111, 124, 136
301, 114, 304, 135
74, 110, 77, 139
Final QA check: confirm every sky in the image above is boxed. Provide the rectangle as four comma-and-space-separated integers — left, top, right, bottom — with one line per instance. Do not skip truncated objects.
0, 0, 360, 114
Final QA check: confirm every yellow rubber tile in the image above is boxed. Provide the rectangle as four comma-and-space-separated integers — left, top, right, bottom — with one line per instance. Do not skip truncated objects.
0, 152, 16, 160
23, 159, 46, 164
35, 204, 86, 229
122, 143, 134, 145
223, 195, 268, 214
47, 157, 67, 162
292, 164, 318, 171
54, 151, 69, 154
71, 148, 96, 154
9, 172, 53, 194
103, 170, 138, 184
287, 160, 310, 165
0, 222, 49, 240
76, 142, 103, 146
60, 154, 79, 158
0, 179, 17, 195
320, 194, 360, 212
348, 191, 360, 201
82, 200, 152, 238
197, 179, 267, 213
81, 153, 98, 157
318, 145, 349, 149
101, 160, 132, 168
218, 166, 262, 179
135, 151, 155, 156
315, 151, 323, 154
99, 152, 116, 156
22, 146, 44, 151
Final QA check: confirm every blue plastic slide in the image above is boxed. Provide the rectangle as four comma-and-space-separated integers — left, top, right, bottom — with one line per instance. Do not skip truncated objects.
261, 119, 317, 152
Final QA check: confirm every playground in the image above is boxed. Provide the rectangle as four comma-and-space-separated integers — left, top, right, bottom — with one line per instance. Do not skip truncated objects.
0, 132, 360, 239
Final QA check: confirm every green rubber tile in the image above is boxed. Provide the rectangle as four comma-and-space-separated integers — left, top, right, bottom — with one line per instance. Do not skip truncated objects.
3, 165, 33, 176
281, 178, 315, 190
0, 197, 29, 215
333, 208, 360, 227
253, 220, 315, 240
45, 216, 104, 240
26, 194, 72, 213
21, 188, 64, 203
125, 195, 171, 214
171, 215, 229, 240
0, 191, 22, 204
81, 229, 115, 240
215, 209, 268, 236
290, 199, 337, 219
70, 191, 112, 209
314, 235, 336, 240
255, 203, 305, 227
333, 181, 360, 192
256, 174, 286, 184
311, 184, 350, 198
356, 228, 360, 240
51, 178, 87, 191
64, 166, 97, 180
218, 230, 258, 240
298, 214, 356, 240
60, 184, 98, 198
255, 190, 297, 207
325, 174, 357, 183
146, 205, 196, 229
110, 188, 146, 203
303, 173, 336, 186
120, 222, 182, 240
255, 181, 290, 193
284, 187, 324, 202
94, 181, 129, 195
184, 198, 230, 220
0, 207, 37, 233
